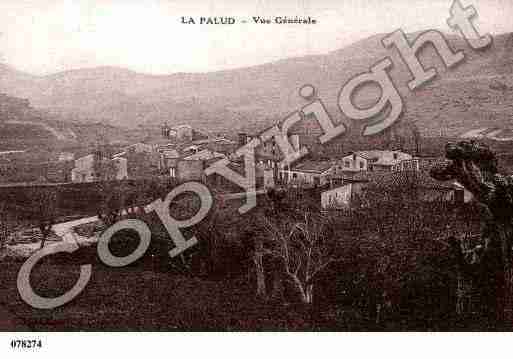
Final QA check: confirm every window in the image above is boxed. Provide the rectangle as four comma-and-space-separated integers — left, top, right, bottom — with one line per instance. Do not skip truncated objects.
359, 161, 364, 169
393, 153, 398, 160
344, 160, 351, 167
293, 173, 297, 179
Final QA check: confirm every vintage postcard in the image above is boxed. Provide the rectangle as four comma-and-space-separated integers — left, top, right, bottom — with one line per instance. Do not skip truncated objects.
0, 0, 513, 355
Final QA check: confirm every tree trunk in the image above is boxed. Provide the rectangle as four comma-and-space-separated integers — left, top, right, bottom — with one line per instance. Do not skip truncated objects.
287, 273, 309, 304
305, 284, 314, 304
270, 273, 284, 301
39, 224, 52, 249
253, 239, 266, 299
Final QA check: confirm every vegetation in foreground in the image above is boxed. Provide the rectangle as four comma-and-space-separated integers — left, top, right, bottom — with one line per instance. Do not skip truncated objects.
2, 140, 513, 331
0, 182, 494, 331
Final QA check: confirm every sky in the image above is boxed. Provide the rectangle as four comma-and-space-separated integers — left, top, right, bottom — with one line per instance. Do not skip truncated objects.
0, 0, 512, 76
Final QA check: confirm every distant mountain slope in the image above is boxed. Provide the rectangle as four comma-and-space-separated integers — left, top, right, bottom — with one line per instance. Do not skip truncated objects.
0, 93, 139, 151
1, 31, 512, 137
0, 117, 140, 152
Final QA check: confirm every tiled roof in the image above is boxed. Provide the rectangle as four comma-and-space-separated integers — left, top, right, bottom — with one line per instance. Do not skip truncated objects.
192, 137, 236, 146
354, 151, 380, 160
290, 160, 334, 174
204, 157, 242, 173
112, 151, 127, 158
378, 171, 456, 190
184, 149, 225, 161
161, 149, 180, 159
334, 170, 458, 190
171, 124, 192, 130
256, 152, 280, 161
417, 156, 448, 168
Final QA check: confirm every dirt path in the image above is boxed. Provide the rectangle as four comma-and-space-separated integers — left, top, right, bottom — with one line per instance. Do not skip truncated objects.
6, 215, 100, 258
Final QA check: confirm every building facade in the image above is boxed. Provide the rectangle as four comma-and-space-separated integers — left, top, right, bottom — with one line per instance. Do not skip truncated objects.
280, 160, 335, 187
340, 150, 413, 173
71, 152, 128, 183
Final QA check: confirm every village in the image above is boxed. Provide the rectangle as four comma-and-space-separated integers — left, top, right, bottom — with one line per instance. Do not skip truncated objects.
2, 118, 471, 209
0, 86, 506, 331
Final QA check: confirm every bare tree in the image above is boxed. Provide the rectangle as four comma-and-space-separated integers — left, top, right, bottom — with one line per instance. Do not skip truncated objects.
259, 211, 340, 304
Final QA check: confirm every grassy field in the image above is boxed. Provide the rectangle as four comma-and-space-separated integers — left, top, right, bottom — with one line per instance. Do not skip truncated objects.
0, 259, 318, 331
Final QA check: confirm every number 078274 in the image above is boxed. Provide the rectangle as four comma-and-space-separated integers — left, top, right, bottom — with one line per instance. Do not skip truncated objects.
10, 339, 43, 349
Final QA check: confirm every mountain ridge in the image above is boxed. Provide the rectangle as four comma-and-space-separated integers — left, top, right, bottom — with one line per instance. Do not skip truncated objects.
1, 31, 512, 136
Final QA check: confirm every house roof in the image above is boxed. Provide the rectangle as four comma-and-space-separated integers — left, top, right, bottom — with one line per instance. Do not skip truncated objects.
182, 145, 200, 152
354, 151, 379, 160
341, 170, 459, 191
256, 152, 281, 161
161, 149, 180, 159
289, 160, 334, 174
184, 149, 225, 161
204, 157, 243, 173
125, 142, 152, 149
171, 124, 192, 130
112, 151, 127, 158
344, 150, 412, 166
192, 137, 236, 146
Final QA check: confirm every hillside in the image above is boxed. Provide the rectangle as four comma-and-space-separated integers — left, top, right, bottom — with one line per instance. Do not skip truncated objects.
1, 31, 512, 138
0, 93, 140, 151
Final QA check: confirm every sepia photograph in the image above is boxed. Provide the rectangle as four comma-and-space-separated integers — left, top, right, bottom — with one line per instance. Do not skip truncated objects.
1, 0, 513, 354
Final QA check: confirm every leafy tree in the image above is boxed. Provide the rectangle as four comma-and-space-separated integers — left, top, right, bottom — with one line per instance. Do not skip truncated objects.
431, 140, 513, 326
346, 171, 467, 327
